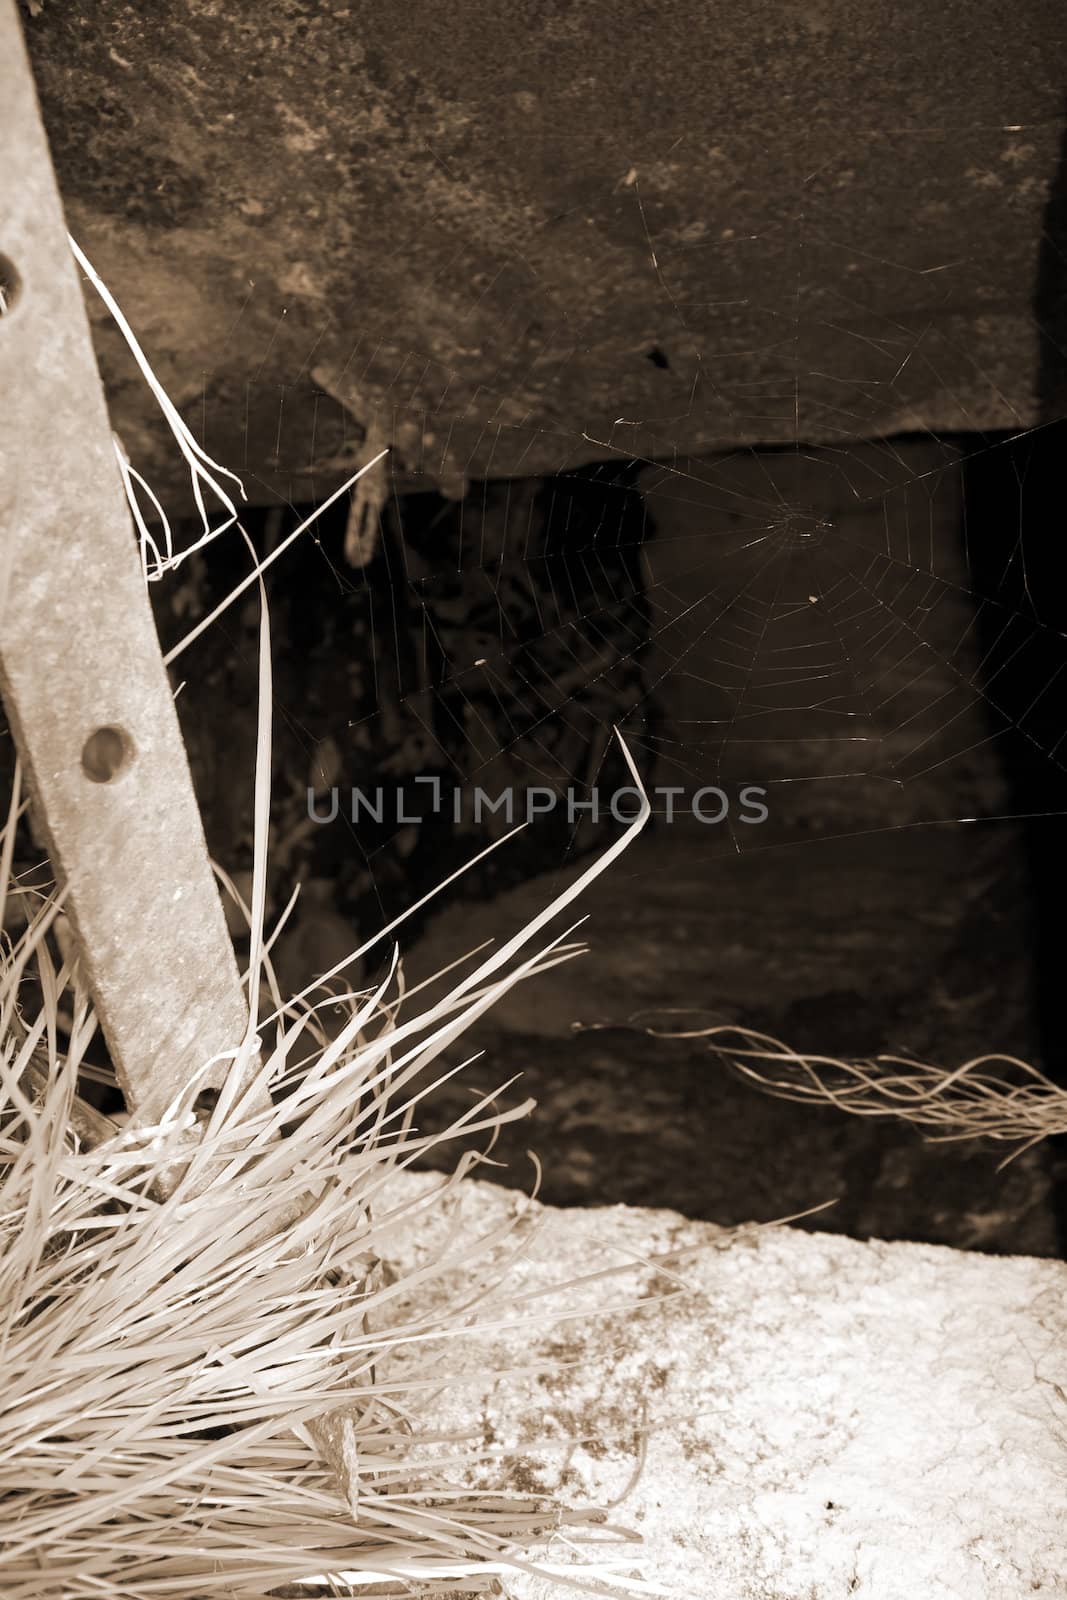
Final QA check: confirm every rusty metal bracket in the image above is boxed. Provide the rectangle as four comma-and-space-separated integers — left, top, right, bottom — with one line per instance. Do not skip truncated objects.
0, 0, 251, 1123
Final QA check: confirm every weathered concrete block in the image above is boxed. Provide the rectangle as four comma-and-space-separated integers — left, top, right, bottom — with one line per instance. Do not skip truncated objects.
19, 2, 1065, 507
379, 1172, 1067, 1597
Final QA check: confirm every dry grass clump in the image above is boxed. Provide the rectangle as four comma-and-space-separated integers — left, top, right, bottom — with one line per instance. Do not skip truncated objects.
0, 319, 658, 1591
0, 735, 661, 1597
0, 239, 671, 1596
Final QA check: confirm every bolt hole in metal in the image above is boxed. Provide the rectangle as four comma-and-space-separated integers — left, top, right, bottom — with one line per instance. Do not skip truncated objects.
191, 1087, 220, 1124
0, 253, 22, 316
81, 725, 135, 783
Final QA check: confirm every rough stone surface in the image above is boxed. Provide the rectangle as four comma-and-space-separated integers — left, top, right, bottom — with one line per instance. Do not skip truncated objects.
378, 1171, 1067, 1598
18, 1, 1066, 508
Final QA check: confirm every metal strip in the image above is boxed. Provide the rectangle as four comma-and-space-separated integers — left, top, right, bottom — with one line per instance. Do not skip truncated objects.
0, 0, 252, 1122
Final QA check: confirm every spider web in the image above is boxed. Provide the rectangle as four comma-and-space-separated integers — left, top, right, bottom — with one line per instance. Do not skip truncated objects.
139, 111, 1067, 939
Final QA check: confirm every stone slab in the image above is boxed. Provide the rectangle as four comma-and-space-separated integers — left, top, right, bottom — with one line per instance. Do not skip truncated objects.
17, 1, 1066, 508
378, 1171, 1067, 1597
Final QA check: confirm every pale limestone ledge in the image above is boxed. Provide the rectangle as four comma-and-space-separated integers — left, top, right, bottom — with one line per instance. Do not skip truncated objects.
374, 1172, 1067, 1599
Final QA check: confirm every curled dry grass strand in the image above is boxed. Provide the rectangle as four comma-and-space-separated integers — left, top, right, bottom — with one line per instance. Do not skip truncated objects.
617, 1011, 1067, 1163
